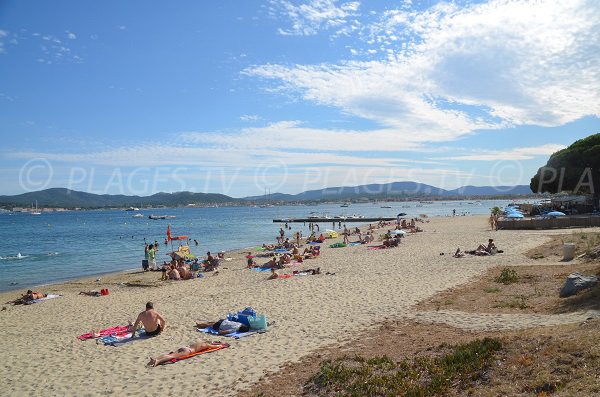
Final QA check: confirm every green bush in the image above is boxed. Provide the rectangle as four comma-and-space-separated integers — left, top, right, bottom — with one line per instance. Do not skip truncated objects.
496, 268, 519, 284
307, 338, 502, 396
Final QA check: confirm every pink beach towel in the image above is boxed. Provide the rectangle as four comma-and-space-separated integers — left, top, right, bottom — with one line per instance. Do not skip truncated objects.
78, 325, 130, 340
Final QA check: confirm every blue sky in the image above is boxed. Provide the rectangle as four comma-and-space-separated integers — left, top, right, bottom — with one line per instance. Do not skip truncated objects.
1, 0, 599, 197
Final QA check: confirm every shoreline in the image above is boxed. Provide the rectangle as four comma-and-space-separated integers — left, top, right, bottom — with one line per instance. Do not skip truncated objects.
0, 215, 409, 294
2, 214, 568, 396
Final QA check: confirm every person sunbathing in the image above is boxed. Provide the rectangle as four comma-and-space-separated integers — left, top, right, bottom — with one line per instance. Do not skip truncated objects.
278, 253, 292, 265
7, 290, 47, 304
194, 319, 250, 335
303, 246, 320, 259
79, 290, 102, 297
168, 265, 181, 280
262, 257, 280, 269
453, 248, 465, 258
147, 340, 214, 367
177, 264, 190, 280
293, 267, 321, 275
262, 243, 276, 250
476, 239, 497, 254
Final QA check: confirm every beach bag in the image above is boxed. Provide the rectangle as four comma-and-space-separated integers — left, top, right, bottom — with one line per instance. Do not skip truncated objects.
240, 307, 257, 318
248, 314, 268, 331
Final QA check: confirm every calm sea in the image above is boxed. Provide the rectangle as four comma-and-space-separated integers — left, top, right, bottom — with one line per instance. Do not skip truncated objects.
0, 200, 510, 292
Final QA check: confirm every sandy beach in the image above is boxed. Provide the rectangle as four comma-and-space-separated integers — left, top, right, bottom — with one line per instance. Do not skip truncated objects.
1, 215, 597, 396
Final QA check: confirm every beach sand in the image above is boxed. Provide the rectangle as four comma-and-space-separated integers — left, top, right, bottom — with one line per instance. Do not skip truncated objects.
1, 215, 595, 396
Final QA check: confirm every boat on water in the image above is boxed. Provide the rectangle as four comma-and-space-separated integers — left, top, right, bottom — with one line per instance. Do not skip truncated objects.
149, 215, 176, 220
31, 200, 41, 215
132, 213, 144, 218
308, 212, 332, 219
125, 206, 140, 211
347, 214, 365, 219
340, 203, 350, 207
381, 205, 392, 208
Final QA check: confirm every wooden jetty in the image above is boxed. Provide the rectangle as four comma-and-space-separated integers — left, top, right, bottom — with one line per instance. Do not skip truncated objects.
273, 217, 396, 223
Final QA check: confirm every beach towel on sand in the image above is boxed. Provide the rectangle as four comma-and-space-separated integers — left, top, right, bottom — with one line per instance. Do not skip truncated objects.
78, 325, 130, 340
99, 330, 148, 346
168, 342, 230, 364
251, 266, 273, 272
24, 294, 61, 304
197, 327, 265, 339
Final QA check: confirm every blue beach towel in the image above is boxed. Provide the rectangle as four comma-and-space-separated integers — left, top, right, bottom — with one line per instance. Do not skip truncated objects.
197, 327, 264, 339
99, 330, 148, 346
347, 242, 362, 246
251, 266, 272, 272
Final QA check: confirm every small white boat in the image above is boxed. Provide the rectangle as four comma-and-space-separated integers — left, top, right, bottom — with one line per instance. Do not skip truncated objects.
31, 200, 41, 215
132, 213, 144, 218
125, 207, 140, 211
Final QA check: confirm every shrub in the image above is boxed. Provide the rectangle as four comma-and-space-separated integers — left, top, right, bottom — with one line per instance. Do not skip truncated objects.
496, 268, 519, 284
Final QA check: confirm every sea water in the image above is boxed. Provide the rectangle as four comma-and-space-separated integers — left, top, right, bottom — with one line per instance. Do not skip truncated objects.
0, 200, 510, 292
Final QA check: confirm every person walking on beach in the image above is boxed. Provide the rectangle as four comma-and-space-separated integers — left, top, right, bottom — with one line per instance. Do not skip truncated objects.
129, 301, 166, 337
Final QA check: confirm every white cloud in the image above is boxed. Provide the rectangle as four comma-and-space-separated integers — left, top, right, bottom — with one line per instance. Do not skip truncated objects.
270, 0, 361, 36
432, 144, 567, 161
248, 0, 600, 143
180, 120, 429, 151
66, 31, 77, 40
0, 30, 8, 53
239, 114, 262, 122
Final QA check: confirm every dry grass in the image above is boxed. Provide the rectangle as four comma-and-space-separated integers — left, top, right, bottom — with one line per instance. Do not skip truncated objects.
240, 235, 600, 397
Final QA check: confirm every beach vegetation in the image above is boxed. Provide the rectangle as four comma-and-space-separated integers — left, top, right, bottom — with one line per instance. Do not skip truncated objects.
493, 295, 529, 309
306, 337, 502, 396
496, 268, 519, 284
484, 287, 501, 293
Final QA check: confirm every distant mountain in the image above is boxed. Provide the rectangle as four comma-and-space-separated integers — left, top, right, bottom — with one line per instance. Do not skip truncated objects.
445, 185, 532, 196
293, 181, 446, 200
0, 182, 534, 209
244, 182, 532, 201
0, 188, 237, 208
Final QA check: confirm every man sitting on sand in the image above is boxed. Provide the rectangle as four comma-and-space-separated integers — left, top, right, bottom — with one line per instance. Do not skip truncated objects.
195, 318, 250, 335
147, 340, 214, 367
129, 302, 166, 337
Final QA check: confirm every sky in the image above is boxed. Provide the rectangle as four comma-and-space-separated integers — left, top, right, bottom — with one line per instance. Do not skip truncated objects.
0, 0, 599, 198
